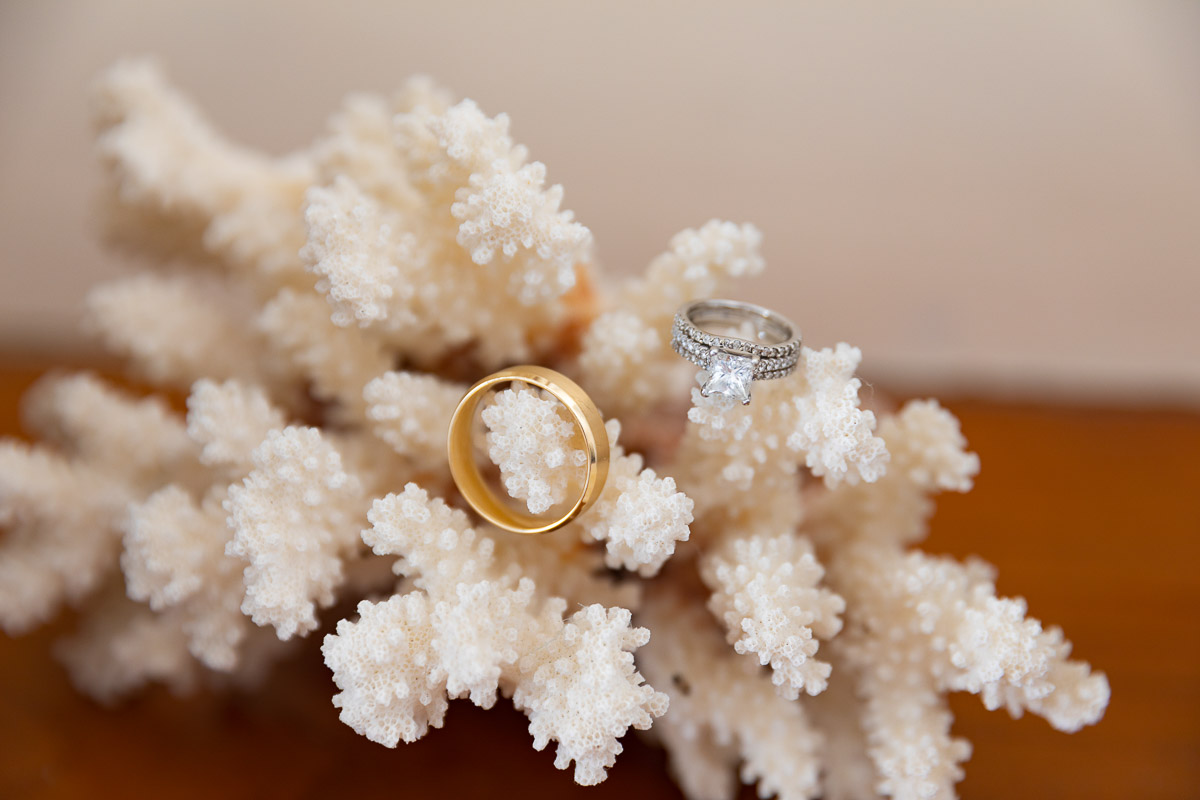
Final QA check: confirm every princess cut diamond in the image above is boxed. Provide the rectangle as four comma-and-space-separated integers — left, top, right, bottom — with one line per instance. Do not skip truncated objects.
702, 351, 755, 405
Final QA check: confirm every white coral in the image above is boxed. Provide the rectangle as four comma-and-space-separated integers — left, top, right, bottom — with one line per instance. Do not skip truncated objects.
363, 371, 465, 471
492, 526, 641, 611
581, 462, 693, 576
482, 385, 587, 515
0, 373, 204, 634
96, 58, 313, 292
323, 593, 447, 746
576, 420, 693, 576
86, 273, 264, 388
23, 372, 200, 489
787, 344, 889, 486
0, 60, 1110, 800
576, 310, 668, 415
814, 400, 1107, 799
325, 484, 666, 785
0, 441, 127, 633
303, 93, 593, 369
514, 604, 669, 786
637, 221, 766, 314
303, 176, 413, 329
122, 486, 250, 670
835, 546, 1110, 733
855, 662, 972, 800
453, 160, 590, 303
809, 400, 979, 550
258, 289, 391, 420
700, 530, 844, 698
186, 379, 286, 473
677, 380, 800, 535
677, 345, 888, 540
226, 426, 364, 639
640, 585, 825, 800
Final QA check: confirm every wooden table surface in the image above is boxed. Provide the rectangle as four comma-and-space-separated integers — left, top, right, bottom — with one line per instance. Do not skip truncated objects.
1, 361, 1197, 799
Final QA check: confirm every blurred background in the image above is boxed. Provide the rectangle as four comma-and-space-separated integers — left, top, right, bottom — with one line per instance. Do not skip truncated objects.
1, 3, 1198, 799
1, 0, 1198, 404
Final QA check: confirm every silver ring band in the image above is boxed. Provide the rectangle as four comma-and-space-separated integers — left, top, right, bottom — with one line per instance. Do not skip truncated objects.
671, 299, 801, 404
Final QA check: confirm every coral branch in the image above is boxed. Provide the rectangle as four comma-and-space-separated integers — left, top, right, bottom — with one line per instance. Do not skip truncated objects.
700, 530, 843, 698
0, 442, 127, 633
87, 273, 265, 388
323, 592, 448, 745
514, 604, 668, 785
856, 665, 971, 800
810, 400, 979, 547
575, 436, 693, 576
363, 371, 465, 471
787, 344, 888, 487
226, 427, 364, 639
122, 486, 250, 670
22, 372, 200, 489
639, 583, 824, 800
95, 58, 313, 291
326, 484, 666, 785
815, 399, 1106, 799
482, 385, 588, 515
186, 379, 286, 473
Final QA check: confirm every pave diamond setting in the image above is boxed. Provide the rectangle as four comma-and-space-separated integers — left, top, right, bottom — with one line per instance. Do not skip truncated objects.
670, 300, 802, 405
702, 350, 756, 405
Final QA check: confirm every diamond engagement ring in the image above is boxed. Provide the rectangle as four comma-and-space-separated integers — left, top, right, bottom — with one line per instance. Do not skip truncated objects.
671, 299, 801, 405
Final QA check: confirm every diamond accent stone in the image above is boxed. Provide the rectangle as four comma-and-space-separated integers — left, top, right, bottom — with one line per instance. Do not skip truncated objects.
702, 350, 755, 405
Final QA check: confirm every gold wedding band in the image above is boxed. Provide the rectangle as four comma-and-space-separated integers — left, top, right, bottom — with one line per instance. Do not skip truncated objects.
447, 366, 609, 535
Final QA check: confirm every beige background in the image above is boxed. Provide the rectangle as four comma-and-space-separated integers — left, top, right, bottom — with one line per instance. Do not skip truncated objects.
1, 0, 1198, 403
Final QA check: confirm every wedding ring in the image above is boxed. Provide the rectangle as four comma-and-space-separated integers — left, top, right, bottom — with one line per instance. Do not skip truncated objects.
671, 299, 801, 405
447, 366, 609, 535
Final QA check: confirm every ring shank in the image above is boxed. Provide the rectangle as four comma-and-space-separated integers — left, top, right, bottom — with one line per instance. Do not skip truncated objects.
672, 299, 802, 381
685, 299, 794, 344
447, 366, 609, 535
